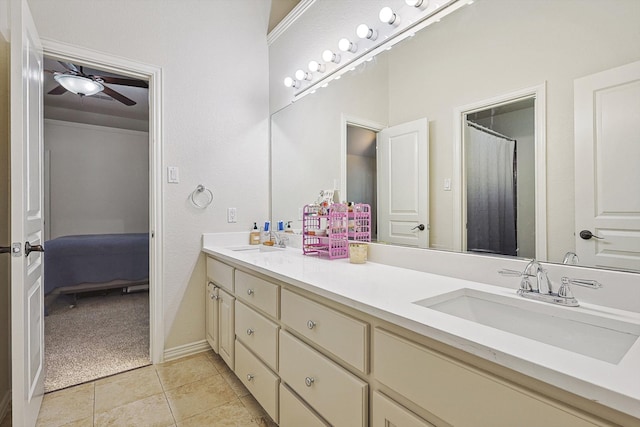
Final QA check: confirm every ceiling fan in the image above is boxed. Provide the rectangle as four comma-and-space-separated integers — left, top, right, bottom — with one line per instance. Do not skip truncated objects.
46, 61, 148, 106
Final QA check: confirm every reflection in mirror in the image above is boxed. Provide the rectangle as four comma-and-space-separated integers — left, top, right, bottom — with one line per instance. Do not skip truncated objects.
464, 98, 535, 259
346, 125, 377, 240
271, 0, 640, 272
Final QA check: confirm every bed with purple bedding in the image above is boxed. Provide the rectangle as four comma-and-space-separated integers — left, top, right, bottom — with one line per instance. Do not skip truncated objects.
44, 233, 149, 296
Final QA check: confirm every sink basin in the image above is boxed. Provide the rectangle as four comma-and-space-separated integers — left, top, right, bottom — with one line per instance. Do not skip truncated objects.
414, 289, 640, 364
229, 245, 284, 253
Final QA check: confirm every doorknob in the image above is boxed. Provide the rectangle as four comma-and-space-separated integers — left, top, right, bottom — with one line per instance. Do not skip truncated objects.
579, 230, 603, 240
24, 241, 45, 256
412, 224, 425, 231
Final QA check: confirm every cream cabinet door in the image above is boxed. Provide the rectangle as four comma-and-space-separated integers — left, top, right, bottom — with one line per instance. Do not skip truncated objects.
205, 281, 219, 353
280, 383, 329, 427
374, 328, 606, 427
218, 288, 235, 370
372, 391, 435, 427
279, 330, 367, 427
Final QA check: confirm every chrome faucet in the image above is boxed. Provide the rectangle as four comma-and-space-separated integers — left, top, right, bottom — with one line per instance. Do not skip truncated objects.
272, 233, 289, 248
499, 259, 602, 307
562, 251, 580, 265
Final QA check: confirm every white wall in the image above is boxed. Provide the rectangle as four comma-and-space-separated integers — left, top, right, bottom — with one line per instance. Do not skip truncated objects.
27, 0, 271, 350
44, 120, 149, 239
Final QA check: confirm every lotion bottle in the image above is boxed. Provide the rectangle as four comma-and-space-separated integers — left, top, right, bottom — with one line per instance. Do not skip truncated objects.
250, 222, 260, 245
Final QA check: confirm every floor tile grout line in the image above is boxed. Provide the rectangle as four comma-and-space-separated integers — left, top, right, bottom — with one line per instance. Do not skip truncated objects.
154, 365, 178, 425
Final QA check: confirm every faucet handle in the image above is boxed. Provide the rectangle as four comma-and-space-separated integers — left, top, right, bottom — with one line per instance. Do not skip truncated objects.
561, 277, 603, 289
498, 269, 523, 277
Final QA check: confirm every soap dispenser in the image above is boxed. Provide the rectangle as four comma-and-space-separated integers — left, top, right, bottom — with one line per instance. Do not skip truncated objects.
250, 222, 260, 245
285, 221, 294, 233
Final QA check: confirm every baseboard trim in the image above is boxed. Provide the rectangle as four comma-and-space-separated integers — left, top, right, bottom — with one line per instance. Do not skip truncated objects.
163, 340, 210, 362
0, 390, 10, 424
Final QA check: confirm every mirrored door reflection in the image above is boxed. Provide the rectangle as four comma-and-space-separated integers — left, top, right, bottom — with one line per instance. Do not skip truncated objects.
464, 98, 535, 258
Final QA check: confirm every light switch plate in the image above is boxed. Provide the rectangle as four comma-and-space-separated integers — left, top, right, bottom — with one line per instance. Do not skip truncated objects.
168, 166, 179, 183
444, 178, 451, 191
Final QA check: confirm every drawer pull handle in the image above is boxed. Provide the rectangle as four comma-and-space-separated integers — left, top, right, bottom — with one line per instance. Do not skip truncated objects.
246, 328, 254, 336
307, 320, 316, 330
305, 376, 315, 387
247, 289, 254, 296
247, 374, 254, 382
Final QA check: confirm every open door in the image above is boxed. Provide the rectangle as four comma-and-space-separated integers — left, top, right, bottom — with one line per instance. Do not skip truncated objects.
574, 60, 640, 272
377, 118, 429, 248
10, 0, 45, 424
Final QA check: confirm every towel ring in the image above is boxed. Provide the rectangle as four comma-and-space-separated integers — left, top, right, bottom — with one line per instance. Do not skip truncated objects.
190, 184, 214, 208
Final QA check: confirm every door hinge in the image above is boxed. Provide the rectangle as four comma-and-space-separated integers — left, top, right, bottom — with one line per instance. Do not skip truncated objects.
12, 242, 21, 257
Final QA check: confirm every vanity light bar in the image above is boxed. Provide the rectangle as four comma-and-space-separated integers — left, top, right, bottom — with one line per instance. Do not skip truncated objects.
282, 0, 466, 94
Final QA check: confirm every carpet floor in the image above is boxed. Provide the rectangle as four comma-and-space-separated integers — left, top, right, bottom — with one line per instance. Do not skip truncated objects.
44, 289, 150, 392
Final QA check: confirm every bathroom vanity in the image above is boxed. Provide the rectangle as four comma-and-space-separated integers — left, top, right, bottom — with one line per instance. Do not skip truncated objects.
202, 234, 640, 427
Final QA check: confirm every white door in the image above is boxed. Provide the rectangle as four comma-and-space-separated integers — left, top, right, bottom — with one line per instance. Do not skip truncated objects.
574, 60, 640, 271
377, 118, 429, 248
10, 0, 45, 425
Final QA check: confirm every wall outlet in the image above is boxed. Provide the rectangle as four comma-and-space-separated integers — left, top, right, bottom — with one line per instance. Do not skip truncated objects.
227, 207, 237, 223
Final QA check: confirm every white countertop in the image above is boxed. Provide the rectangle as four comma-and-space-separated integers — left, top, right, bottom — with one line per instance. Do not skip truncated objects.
202, 235, 640, 420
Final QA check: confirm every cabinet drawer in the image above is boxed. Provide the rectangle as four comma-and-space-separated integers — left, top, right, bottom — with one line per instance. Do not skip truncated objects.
235, 301, 279, 371
234, 340, 279, 423
279, 330, 367, 427
374, 329, 602, 427
281, 288, 368, 372
279, 383, 329, 427
235, 270, 279, 318
372, 391, 435, 427
206, 257, 234, 292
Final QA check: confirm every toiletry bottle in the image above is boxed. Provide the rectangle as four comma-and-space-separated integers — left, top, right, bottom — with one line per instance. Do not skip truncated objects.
261, 221, 271, 244
285, 221, 294, 233
250, 223, 260, 245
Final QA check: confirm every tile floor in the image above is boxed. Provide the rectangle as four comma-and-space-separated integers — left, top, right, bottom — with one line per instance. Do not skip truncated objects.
32, 350, 277, 427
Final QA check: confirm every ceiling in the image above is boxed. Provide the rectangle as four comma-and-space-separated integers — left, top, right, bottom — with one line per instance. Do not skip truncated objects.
269, 0, 300, 33
43, 57, 149, 129
43, 1, 299, 130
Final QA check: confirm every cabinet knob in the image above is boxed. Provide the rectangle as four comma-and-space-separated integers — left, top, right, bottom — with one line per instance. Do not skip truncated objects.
209, 293, 219, 300
247, 289, 254, 296
305, 376, 315, 387
307, 320, 316, 330
247, 374, 254, 382
246, 328, 254, 336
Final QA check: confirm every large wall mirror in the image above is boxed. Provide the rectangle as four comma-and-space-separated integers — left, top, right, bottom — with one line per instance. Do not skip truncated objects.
271, 0, 640, 273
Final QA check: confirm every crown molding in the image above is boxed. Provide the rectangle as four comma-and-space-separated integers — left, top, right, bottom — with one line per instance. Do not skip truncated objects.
267, 0, 316, 46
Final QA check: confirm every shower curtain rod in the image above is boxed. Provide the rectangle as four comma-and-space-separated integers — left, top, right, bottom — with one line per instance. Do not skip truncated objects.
466, 120, 516, 142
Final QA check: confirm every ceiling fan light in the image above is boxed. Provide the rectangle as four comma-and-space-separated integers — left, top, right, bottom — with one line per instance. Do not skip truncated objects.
54, 74, 104, 96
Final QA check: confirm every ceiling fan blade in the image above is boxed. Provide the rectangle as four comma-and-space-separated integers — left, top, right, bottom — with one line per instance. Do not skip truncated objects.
58, 61, 79, 73
98, 76, 149, 88
48, 85, 68, 95
101, 85, 136, 106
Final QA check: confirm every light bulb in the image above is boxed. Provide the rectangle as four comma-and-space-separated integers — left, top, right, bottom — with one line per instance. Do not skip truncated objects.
379, 7, 399, 25
283, 77, 299, 88
356, 24, 378, 40
405, 0, 426, 7
295, 69, 312, 81
322, 49, 340, 63
338, 38, 357, 53
308, 60, 326, 73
